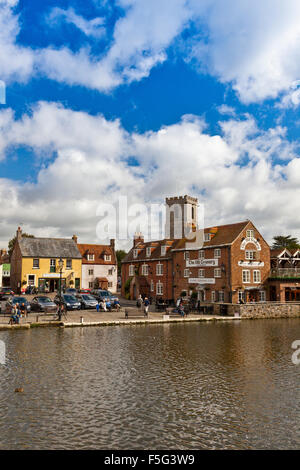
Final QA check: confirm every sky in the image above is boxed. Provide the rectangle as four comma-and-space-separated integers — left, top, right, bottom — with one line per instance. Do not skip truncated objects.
0, 0, 300, 248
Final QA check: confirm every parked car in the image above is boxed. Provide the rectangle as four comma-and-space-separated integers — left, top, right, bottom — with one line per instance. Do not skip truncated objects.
0, 287, 14, 300
54, 294, 81, 311
5, 296, 31, 314
76, 294, 98, 309
78, 289, 92, 294
64, 288, 78, 295
30, 296, 57, 313
92, 289, 119, 302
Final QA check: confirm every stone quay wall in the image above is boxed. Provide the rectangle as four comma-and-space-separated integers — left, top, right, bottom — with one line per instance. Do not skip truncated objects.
238, 302, 300, 319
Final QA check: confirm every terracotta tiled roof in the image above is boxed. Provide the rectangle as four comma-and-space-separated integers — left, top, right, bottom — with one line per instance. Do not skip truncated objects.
122, 220, 254, 263
77, 243, 116, 265
202, 221, 250, 247
270, 248, 292, 258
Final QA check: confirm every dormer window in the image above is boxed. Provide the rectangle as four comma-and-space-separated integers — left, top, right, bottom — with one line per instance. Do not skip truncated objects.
146, 247, 151, 257
133, 249, 138, 258
104, 255, 111, 262
204, 233, 211, 242
161, 246, 166, 256
87, 254, 94, 261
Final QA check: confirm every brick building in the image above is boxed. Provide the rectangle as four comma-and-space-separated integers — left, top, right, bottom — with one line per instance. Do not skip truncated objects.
121, 195, 271, 304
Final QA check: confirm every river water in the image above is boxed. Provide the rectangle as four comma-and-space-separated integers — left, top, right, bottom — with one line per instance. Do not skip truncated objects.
0, 319, 299, 450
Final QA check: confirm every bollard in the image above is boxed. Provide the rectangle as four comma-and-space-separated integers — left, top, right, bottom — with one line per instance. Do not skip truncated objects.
80, 316, 84, 324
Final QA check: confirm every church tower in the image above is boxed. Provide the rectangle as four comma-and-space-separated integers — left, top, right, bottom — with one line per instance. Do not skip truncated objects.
165, 195, 198, 239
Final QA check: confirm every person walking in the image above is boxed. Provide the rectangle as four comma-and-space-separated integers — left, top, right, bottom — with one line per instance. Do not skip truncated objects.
136, 294, 142, 310
143, 297, 150, 317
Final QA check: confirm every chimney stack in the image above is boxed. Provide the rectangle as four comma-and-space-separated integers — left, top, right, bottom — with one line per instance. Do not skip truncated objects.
72, 234, 78, 244
16, 227, 22, 241
134, 232, 144, 247
110, 239, 115, 250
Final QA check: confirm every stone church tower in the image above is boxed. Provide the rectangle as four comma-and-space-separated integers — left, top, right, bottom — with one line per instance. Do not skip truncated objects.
165, 195, 198, 239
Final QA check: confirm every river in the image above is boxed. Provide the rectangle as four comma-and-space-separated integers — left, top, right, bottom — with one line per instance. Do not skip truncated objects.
0, 319, 299, 449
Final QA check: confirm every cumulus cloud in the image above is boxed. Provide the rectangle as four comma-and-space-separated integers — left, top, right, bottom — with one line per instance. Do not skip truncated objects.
0, 102, 299, 247
3, 0, 300, 103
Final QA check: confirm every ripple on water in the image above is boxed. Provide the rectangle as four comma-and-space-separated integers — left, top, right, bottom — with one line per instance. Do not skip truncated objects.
0, 319, 300, 449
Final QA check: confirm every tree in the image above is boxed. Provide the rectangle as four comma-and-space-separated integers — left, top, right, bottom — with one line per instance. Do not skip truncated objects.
271, 235, 300, 251
8, 233, 34, 259
116, 249, 127, 275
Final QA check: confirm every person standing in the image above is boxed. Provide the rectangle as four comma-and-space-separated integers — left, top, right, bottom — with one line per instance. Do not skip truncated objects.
136, 294, 142, 309
143, 297, 150, 317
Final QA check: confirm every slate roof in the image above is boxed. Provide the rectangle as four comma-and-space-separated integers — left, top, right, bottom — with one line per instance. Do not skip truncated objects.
18, 237, 82, 259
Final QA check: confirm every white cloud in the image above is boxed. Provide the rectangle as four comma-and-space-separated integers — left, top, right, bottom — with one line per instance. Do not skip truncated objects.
0, 103, 299, 247
2, 0, 300, 102
186, 0, 300, 103
48, 7, 106, 38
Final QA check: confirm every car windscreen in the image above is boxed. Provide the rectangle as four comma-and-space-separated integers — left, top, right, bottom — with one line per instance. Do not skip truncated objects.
63, 295, 77, 302
12, 297, 27, 304
38, 297, 52, 303
82, 295, 96, 300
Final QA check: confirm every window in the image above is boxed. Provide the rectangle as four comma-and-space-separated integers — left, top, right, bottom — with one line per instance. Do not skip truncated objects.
184, 251, 190, 260
211, 290, 216, 302
214, 268, 221, 278
242, 270, 250, 283
129, 265, 134, 276
204, 233, 211, 242
150, 280, 154, 292
108, 268, 113, 276
66, 259, 72, 269
156, 263, 163, 275
259, 290, 266, 302
253, 270, 261, 283
108, 282, 113, 288
218, 291, 225, 302
146, 247, 151, 257
33, 258, 39, 269
198, 269, 205, 278
87, 254, 94, 261
88, 269, 94, 276
133, 249, 138, 258
156, 282, 163, 295
184, 268, 190, 277
246, 229, 254, 239
245, 251, 256, 260
89, 282, 93, 288
214, 248, 221, 258
199, 250, 205, 259
141, 264, 148, 276
105, 255, 111, 262
50, 259, 56, 272
28, 274, 35, 286
161, 246, 166, 256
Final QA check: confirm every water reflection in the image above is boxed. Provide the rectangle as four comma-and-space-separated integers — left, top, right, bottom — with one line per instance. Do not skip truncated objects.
0, 320, 299, 449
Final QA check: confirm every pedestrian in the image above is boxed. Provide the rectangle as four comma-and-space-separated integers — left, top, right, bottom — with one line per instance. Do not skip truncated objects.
136, 294, 142, 309
20, 302, 27, 318
143, 297, 150, 317
178, 302, 185, 317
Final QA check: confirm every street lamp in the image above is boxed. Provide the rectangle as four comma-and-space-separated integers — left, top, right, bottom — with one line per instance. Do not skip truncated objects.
58, 257, 63, 321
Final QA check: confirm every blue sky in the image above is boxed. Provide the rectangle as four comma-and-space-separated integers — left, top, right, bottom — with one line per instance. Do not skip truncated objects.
0, 0, 300, 246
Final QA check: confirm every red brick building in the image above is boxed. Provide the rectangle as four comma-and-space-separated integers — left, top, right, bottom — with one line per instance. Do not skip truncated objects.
121, 196, 271, 304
